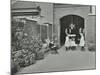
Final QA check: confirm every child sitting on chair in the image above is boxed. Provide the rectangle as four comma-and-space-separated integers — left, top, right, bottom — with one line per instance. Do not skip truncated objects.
49, 40, 59, 54
70, 38, 77, 50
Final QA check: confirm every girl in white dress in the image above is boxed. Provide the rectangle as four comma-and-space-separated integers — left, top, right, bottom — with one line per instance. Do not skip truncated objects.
79, 33, 85, 46
64, 28, 70, 50
79, 28, 85, 49
65, 35, 70, 47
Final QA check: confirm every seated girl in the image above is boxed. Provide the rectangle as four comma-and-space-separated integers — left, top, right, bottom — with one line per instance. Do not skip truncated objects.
49, 40, 59, 54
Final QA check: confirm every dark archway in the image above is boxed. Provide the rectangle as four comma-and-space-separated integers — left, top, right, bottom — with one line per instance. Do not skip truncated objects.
60, 15, 84, 46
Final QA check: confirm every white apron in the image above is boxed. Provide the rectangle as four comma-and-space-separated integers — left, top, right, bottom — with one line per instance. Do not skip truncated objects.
79, 33, 85, 46
65, 36, 70, 47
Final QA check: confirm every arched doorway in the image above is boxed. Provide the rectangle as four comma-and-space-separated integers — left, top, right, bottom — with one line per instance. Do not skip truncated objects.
60, 15, 84, 46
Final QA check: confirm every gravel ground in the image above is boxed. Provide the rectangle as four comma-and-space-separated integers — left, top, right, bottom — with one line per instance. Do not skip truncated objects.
17, 46, 96, 74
